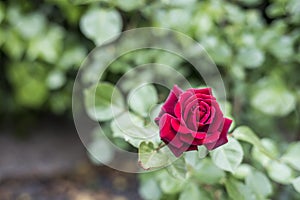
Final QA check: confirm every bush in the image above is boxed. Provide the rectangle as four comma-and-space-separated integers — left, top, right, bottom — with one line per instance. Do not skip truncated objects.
1, 0, 300, 199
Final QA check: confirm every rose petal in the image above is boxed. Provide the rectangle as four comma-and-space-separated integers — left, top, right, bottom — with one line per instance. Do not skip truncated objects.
178, 91, 194, 108
195, 93, 216, 100
174, 102, 181, 119
191, 131, 207, 140
159, 114, 183, 148
184, 99, 198, 120
206, 101, 223, 132
179, 133, 204, 145
161, 85, 183, 116
187, 88, 212, 95
171, 118, 191, 134
212, 118, 232, 149
198, 101, 211, 123
203, 131, 221, 144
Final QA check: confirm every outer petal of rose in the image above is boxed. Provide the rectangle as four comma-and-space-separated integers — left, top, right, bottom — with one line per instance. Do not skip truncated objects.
167, 144, 198, 157
195, 93, 216, 100
212, 118, 232, 149
203, 131, 221, 145
159, 113, 183, 148
179, 133, 204, 145
205, 118, 232, 150
174, 102, 181, 119
187, 88, 212, 95
154, 109, 166, 125
161, 85, 183, 116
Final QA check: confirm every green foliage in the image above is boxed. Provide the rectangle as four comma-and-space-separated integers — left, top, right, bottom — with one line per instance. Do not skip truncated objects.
210, 138, 244, 173
128, 84, 158, 118
84, 82, 125, 121
138, 141, 172, 170
292, 177, 300, 193
225, 177, 255, 200
80, 7, 122, 45
282, 142, 300, 171
1, 0, 300, 199
245, 170, 272, 198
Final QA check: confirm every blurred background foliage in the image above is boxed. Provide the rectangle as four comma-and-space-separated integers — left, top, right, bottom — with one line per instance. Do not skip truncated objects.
1, 0, 299, 137
0, 0, 300, 199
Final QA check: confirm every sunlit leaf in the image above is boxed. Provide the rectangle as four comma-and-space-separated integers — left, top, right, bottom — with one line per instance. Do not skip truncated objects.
138, 141, 171, 170
88, 128, 115, 165
282, 142, 300, 171
128, 84, 158, 118
166, 157, 187, 180
251, 84, 296, 117
267, 160, 294, 184
211, 137, 243, 173
292, 177, 300, 193
80, 7, 122, 45
233, 126, 275, 159
139, 178, 162, 200
84, 82, 125, 121
179, 183, 211, 200
246, 170, 272, 198
225, 177, 256, 200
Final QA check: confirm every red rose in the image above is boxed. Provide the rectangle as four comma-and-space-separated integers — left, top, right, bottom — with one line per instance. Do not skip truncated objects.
155, 85, 232, 157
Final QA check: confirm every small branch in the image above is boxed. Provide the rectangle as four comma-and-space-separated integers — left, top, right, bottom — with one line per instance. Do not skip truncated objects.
155, 142, 166, 151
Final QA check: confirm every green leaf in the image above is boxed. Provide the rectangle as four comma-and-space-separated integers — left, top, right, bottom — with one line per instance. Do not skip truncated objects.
211, 137, 243, 173
269, 36, 293, 61
198, 145, 209, 159
70, 0, 107, 5
0, 2, 4, 24
128, 84, 158, 118
282, 142, 300, 171
292, 177, 300, 193
110, 112, 160, 147
84, 82, 125, 121
179, 183, 211, 200
80, 8, 122, 45
233, 126, 275, 159
116, 0, 145, 11
267, 160, 294, 184
87, 127, 115, 165
252, 138, 279, 167
233, 164, 252, 179
46, 70, 66, 90
139, 178, 162, 200
237, 47, 265, 68
160, 175, 183, 194
166, 157, 187, 180
27, 25, 64, 63
58, 45, 87, 69
225, 177, 256, 200
251, 80, 296, 117
193, 159, 226, 184
246, 170, 272, 198
138, 142, 171, 170
15, 12, 46, 39
16, 78, 48, 108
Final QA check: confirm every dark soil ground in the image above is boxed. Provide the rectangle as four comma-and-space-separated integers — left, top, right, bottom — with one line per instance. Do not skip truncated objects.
0, 117, 142, 200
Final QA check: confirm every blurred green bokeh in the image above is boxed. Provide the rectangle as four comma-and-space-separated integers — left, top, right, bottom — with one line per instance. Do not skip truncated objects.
1, 0, 299, 137
1, 0, 300, 199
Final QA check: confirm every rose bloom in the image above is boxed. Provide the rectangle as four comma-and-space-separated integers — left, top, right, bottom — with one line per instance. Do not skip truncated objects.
155, 85, 232, 157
